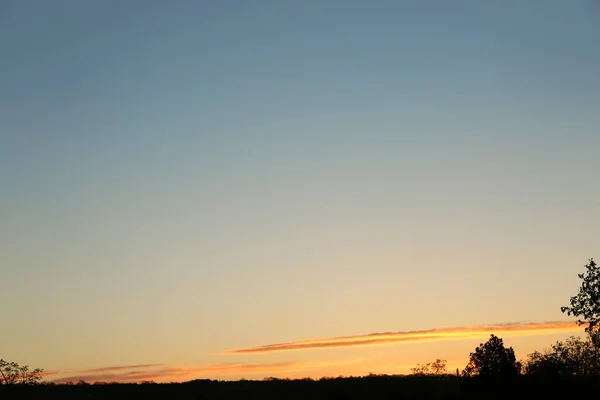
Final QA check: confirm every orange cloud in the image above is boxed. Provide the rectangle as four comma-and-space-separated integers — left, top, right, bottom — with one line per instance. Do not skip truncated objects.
51, 359, 364, 384
83, 364, 164, 373
223, 321, 580, 354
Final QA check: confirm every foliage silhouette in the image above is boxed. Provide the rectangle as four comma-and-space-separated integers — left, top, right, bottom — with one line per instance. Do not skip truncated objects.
462, 334, 521, 378
0, 359, 43, 385
523, 335, 600, 377
561, 258, 600, 343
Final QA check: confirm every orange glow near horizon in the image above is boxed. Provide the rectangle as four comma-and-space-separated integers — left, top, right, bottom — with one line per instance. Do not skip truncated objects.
45, 321, 583, 384
49, 358, 369, 384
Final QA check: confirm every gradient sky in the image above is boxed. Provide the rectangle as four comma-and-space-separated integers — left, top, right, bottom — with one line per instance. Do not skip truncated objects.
1, 0, 599, 383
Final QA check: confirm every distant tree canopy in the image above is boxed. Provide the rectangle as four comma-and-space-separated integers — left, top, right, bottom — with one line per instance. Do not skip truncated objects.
462, 335, 520, 378
561, 258, 600, 343
410, 359, 447, 376
523, 335, 600, 377
0, 359, 44, 385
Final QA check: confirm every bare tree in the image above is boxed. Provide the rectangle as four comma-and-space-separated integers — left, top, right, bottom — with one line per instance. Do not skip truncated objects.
411, 359, 447, 375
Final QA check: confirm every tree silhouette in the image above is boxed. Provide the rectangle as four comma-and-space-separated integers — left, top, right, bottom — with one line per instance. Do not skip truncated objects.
0, 359, 44, 385
523, 335, 600, 377
561, 258, 600, 343
462, 335, 520, 378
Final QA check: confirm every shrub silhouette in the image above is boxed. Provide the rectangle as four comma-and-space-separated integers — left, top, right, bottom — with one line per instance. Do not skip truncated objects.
411, 359, 447, 375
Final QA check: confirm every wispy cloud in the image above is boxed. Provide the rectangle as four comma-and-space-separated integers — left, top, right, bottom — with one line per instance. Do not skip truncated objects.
83, 364, 164, 373
40, 370, 62, 377
51, 359, 364, 384
223, 321, 580, 354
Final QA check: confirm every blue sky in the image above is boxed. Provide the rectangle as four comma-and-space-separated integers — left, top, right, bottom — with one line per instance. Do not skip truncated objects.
1, 0, 599, 382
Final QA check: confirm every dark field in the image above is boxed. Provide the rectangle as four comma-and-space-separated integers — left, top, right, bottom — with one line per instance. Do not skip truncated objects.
2, 375, 599, 400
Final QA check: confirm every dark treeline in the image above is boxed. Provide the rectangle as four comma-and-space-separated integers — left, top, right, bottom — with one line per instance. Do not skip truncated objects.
2, 375, 600, 400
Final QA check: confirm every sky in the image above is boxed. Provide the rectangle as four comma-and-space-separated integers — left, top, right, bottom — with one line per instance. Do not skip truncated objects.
1, 0, 599, 383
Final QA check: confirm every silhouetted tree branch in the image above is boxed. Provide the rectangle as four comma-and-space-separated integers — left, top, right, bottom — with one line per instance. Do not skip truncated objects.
561, 258, 600, 344
0, 359, 43, 385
